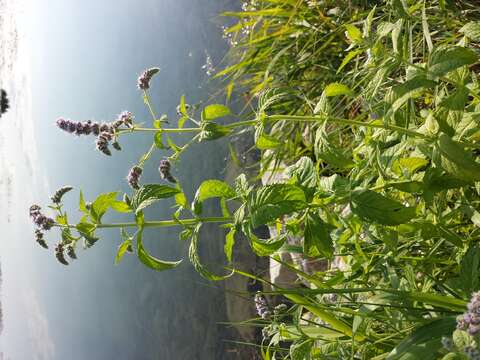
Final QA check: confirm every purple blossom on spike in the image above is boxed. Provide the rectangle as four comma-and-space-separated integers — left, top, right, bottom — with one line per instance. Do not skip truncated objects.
159, 159, 176, 183
51, 185, 73, 204
29, 204, 55, 230
35, 230, 48, 249
96, 131, 113, 156
254, 292, 270, 320
118, 111, 134, 128
55, 243, 69, 266
127, 166, 142, 189
457, 291, 480, 336
137, 67, 160, 90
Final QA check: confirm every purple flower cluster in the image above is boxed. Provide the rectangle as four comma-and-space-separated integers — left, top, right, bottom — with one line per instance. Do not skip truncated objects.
457, 291, 480, 336
35, 229, 48, 249
254, 292, 271, 320
137, 67, 160, 90
127, 166, 142, 189
55, 243, 69, 266
56, 111, 134, 156
29, 204, 54, 231
159, 159, 176, 183
51, 185, 73, 204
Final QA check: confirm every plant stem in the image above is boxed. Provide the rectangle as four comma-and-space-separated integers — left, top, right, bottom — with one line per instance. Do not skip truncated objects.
60, 216, 231, 229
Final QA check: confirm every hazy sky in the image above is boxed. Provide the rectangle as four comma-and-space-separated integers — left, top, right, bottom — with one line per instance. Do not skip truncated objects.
0, 1, 238, 359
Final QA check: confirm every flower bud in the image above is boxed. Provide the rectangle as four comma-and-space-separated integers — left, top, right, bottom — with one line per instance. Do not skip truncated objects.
51, 185, 73, 204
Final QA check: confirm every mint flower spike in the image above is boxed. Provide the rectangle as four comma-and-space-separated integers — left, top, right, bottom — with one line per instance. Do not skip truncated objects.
127, 166, 142, 189
96, 131, 113, 156
55, 243, 69, 266
1, 89, 9, 116
158, 159, 176, 183
29, 204, 54, 230
35, 230, 48, 249
457, 291, 480, 336
254, 292, 271, 320
51, 185, 73, 204
137, 67, 160, 90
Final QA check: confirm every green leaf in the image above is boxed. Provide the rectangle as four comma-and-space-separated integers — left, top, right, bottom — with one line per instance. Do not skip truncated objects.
136, 228, 182, 271
224, 228, 236, 263
250, 234, 286, 256
199, 122, 232, 141
154, 132, 166, 149
193, 179, 235, 215
255, 133, 281, 149
386, 317, 457, 359
391, 0, 409, 19
91, 192, 118, 223
248, 184, 306, 228
440, 86, 469, 111
459, 245, 480, 295
286, 156, 317, 189
189, 225, 232, 280
110, 201, 132, 213
438, 133, 480, 182
350, 190, 416, 225
131, 184, 180, 213
428, 46, 478, 79
390, 76, 436, 112
392, 157, 429, 176
344, 24, 362, 43
337, 49, 363, 73
460, 21, 480, 42
202, 104, 231, 121
115, 238, 132, 264
324, 82, 353, 97
179, 95, 187, 116
304, 212, 333, 259
290, 340, 312, 360
79, 190, 87, 213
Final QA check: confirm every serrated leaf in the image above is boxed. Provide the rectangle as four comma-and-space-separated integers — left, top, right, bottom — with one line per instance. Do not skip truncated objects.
304, 212, 333, 258
337, 49, 363, 73
255, 133, 281, 149
290, 340, 312, 360
460, 21, 480, 42
324, 82, 353, 97
248, 184, 306, 228
438, 133, 480, 182
390, 76, 436, 112
428, 46, 477, 79
131, 184, 180, 213
136, 228, 182, 271
350, 190, 416, 225
91, 192, 118, 223
250, 234, 286, 256
286, 156, 317, 188
202, 104, 231, 121
459, 245, 480, 295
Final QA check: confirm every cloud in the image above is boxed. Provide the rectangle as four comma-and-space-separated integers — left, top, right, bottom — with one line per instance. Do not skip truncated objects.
21, 288, 55, 360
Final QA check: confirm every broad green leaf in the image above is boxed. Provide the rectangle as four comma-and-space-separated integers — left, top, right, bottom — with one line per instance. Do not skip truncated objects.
393, 291, 467, 311
255, 133, 281, 149
344, 24, 362, 43
440, 86, 469, 111
315, 130, 354, 169
136, 228, 182, 271
438, 133, 480, 182
79, 190, 87, 213
131, 184, 180, 213
202, 104, 231, 121
224, 228, 236, 263
460, 21, 480, 42
386, 317, 457, 359
194, 180, 235, 203
193, 179, 235, 215
175, 191, 188, 209
248, 184, 307, 228
304, 212, 333, 258
350, 190, 416, 225
428, 46, 477, 79
115, 239, 132, 264
290, 340, 312, 360
91, 192, 118, 223
324, 82, 353, 97
391, 0, 409, 19
286, 156, 317, 188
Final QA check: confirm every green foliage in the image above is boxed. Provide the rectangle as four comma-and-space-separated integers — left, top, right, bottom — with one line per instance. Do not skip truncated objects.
130, 184, 180, 213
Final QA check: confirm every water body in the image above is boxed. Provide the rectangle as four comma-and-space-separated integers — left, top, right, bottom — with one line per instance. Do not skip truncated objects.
0, 1, 253, 359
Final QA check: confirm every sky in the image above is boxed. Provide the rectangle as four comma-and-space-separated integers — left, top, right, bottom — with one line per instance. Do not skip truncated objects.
0, 1, 241, 359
